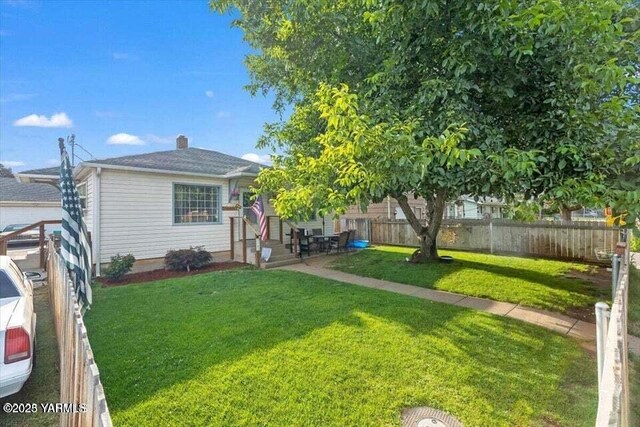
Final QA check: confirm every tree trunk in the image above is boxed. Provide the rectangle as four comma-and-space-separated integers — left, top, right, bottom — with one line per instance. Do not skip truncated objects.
395, 189, 447, 262
559, 203, 581, 222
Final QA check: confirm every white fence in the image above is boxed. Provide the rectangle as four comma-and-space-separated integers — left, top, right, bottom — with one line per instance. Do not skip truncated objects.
595, 242, 630, 427
48, 241, 112, 426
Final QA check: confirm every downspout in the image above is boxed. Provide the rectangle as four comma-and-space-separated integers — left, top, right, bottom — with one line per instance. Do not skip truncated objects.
94, 167, 102, 276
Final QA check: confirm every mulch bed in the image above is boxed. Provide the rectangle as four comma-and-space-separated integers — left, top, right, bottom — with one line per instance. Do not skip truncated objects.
100, 261, 249, 286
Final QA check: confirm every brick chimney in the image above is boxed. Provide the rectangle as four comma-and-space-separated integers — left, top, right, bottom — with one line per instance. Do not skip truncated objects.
176, 134, 188, 150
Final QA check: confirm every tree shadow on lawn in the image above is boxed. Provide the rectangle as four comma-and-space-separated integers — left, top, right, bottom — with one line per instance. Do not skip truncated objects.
334, 248, 607, 311
85, 270, 596, 426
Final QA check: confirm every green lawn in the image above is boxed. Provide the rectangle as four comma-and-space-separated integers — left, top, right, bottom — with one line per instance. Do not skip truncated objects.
0, 287, 60, 427
330, 246, 606, 312
85, 269, 598, 427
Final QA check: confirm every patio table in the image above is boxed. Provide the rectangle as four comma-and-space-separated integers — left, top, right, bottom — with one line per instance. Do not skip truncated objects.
310, 235, 332, 252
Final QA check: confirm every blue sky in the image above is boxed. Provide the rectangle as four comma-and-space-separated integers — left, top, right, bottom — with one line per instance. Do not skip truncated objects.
0, 0, 280, 172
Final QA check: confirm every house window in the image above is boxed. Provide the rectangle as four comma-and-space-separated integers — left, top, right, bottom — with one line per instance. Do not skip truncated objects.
77, 182, 87, 210
173, 184, 221, 224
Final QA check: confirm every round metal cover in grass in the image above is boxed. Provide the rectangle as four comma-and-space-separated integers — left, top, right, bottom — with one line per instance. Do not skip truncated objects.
401, 407, 462, 427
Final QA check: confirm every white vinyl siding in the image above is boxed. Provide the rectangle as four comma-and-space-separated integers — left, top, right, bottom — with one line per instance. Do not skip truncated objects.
97, 170, 231, 263
463, 200, 479, 219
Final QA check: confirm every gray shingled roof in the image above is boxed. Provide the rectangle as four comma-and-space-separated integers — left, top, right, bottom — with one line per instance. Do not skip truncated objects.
85, 147, 264, 176
19, 166, 59, 176
0, 177, 60, 202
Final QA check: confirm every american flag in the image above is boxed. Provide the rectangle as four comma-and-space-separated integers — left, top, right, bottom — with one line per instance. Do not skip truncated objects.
59, 139, 92, 310
250, 195, 268, 241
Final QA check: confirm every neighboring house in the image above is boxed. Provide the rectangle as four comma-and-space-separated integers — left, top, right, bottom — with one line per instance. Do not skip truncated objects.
340, 194, 506, 222
0, 177, 61, 230
19, 136, 331, 274
15, 166, 60, 184
340, 196, 428, 221
444, 196, 506, 219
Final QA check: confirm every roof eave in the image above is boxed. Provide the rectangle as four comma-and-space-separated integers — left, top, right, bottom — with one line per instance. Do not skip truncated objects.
77, 161, 245, 179
223, 171, 259, 178
0, 200, 60, 207
15, 173, 59, 183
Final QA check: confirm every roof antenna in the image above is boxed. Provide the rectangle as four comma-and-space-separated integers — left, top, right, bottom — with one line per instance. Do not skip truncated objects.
67, 134, 76, 167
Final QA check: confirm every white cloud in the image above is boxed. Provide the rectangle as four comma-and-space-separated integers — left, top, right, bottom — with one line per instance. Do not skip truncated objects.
216, 111, 231, 119
205, 90, 214, 98
241, 153, 272, 165
13, 112, 73, 128
1, 160, 25, 168
106, 133, 145, 145
45, 158, 59, 166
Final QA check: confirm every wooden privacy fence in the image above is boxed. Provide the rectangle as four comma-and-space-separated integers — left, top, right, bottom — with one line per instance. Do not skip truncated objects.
48, 241, 112, 427
595, 242, 630, 426
337, 218, 620, 263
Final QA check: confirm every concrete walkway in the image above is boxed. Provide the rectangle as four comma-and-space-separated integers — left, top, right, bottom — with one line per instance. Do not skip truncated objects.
279, 254, 640, 355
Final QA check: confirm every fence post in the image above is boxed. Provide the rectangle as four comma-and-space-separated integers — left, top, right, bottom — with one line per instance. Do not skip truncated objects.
39, 224, 45, 268
611, 254, 620, 300
595, 301, 610, 391
489, 219, 494, 254
255, 237, 261, 268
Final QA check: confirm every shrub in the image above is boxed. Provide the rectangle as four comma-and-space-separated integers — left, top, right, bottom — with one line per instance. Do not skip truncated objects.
630, 227, 640, 252
103, 254, 136, 282
165, 246, 212, 272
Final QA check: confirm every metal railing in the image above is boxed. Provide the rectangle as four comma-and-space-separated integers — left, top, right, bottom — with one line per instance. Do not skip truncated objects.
0, 220, 63, 268
595, 239, 630, 426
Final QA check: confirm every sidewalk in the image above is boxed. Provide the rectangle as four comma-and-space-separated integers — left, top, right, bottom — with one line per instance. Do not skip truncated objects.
278, 254, 640, 355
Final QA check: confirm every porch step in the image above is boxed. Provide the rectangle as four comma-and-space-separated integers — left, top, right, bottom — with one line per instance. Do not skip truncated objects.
265, 253, 295, 262
263, 246, 293, 256
262, 257, 301, 269
261, 239, 299, 268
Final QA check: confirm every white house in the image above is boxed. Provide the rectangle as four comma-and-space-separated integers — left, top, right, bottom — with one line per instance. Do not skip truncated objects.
0, 177, 61, 231
29, 136, 330, 274
444, 196, 506, 220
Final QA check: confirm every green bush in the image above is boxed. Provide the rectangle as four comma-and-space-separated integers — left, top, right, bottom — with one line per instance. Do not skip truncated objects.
165, 246, 212, 272
103, 254, 136, 281
630, 227, 640, 252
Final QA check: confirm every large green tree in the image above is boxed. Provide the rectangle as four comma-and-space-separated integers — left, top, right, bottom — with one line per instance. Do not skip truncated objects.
0, 163, 14, 178
213, 0, 639, 261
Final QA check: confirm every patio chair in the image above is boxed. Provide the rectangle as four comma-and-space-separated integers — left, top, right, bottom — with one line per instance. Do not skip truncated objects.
346, 230, 356, 252
296, 229, 315, 258
328, 231, 349, 254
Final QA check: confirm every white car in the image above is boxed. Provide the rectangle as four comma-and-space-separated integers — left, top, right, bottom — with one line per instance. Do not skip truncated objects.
0, 256, 36, 398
